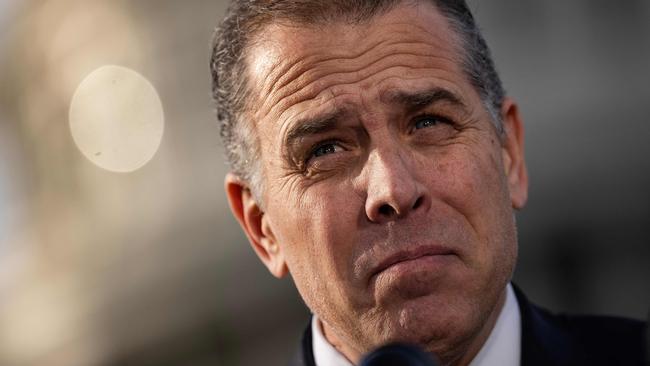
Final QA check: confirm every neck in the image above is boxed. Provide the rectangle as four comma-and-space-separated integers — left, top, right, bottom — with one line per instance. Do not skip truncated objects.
320, 288, 508, 366
449, 288, 506, 366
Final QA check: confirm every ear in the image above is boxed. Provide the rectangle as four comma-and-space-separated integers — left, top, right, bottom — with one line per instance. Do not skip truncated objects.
500, 98, 529, 209
225, 173, 288, 278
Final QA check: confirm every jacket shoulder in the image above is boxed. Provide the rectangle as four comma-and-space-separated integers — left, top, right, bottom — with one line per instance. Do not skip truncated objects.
515, 285, 647, 366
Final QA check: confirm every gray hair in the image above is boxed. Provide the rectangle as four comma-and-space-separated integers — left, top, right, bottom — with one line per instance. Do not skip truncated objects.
210, 0, 505, 196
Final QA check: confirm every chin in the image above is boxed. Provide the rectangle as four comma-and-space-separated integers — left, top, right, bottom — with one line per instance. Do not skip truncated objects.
373, 293, 480, 358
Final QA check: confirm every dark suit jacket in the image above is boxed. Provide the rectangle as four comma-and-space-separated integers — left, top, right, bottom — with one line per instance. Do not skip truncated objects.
289, 286, 647, 365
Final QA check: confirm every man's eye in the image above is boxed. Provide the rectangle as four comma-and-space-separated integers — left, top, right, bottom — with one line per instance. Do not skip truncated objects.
310, 142, 342, 159
414, 116, 444, 130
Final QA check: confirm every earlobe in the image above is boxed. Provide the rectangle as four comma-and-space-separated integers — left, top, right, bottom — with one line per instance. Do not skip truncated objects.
225, 173, 288, 278
499, 98, 529, 210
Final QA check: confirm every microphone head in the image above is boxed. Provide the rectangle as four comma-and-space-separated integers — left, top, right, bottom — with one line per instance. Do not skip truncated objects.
360, 343, 440, 366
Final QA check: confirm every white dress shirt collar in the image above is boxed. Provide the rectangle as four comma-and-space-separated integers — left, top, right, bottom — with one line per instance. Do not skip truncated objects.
311, 283, 521, 366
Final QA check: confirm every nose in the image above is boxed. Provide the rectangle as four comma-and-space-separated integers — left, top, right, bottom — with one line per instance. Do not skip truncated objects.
362, 147, 428, 223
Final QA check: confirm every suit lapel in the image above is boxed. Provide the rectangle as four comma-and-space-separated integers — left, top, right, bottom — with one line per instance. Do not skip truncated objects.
289, 320, 316, 366
513, 284, 574, 366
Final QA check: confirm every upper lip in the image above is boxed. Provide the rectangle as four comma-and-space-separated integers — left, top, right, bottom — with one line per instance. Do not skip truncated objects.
370, 245, 455, 280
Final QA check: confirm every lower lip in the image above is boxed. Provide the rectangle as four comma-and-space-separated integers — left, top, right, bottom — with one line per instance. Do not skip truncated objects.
376, 254, 455, 280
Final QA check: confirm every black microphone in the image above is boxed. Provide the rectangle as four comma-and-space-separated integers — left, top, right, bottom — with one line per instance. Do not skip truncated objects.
360, 343, 440, 366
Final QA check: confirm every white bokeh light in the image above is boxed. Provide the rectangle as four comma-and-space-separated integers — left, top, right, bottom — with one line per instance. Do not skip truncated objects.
69, 65, 164, 173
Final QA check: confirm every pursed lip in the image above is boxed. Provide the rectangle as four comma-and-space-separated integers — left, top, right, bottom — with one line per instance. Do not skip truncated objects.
370, 245, 456, 280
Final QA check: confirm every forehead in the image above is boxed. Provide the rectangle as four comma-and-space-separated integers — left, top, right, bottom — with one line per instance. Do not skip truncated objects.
246, 1, 472, 141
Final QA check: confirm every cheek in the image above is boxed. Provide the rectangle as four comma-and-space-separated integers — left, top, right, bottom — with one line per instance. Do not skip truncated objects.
269, 185, 362, 298
461, 145, 517, 279
425, 145, 507, 214
421, 143, 515, 259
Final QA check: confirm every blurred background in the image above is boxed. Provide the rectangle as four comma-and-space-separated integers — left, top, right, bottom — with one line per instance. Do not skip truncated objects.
0, 0, 648, 365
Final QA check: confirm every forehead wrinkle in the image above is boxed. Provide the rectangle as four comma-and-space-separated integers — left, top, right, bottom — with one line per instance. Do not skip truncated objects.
252, 1, 467, 121
254, 35, 389, 118
270, 37, 389, 98
266, 52, 461, 122
275, 40, 456, 101
258, 39, 390, 119
266, 12, 454, 95
257, 20, 460, 114
270, 38, 458, 104
373, 73, 468, 102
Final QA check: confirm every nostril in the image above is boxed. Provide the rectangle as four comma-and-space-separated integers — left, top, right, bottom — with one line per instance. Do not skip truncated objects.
378, 204, 395, 217
413, 196, 423, 210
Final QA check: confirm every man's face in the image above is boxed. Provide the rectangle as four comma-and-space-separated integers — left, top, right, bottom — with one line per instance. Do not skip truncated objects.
228, 1, 527, 363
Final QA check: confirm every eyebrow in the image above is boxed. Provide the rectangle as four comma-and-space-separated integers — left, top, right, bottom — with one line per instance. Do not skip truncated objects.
284, 109, 343, 150
382, 87, 466, 111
